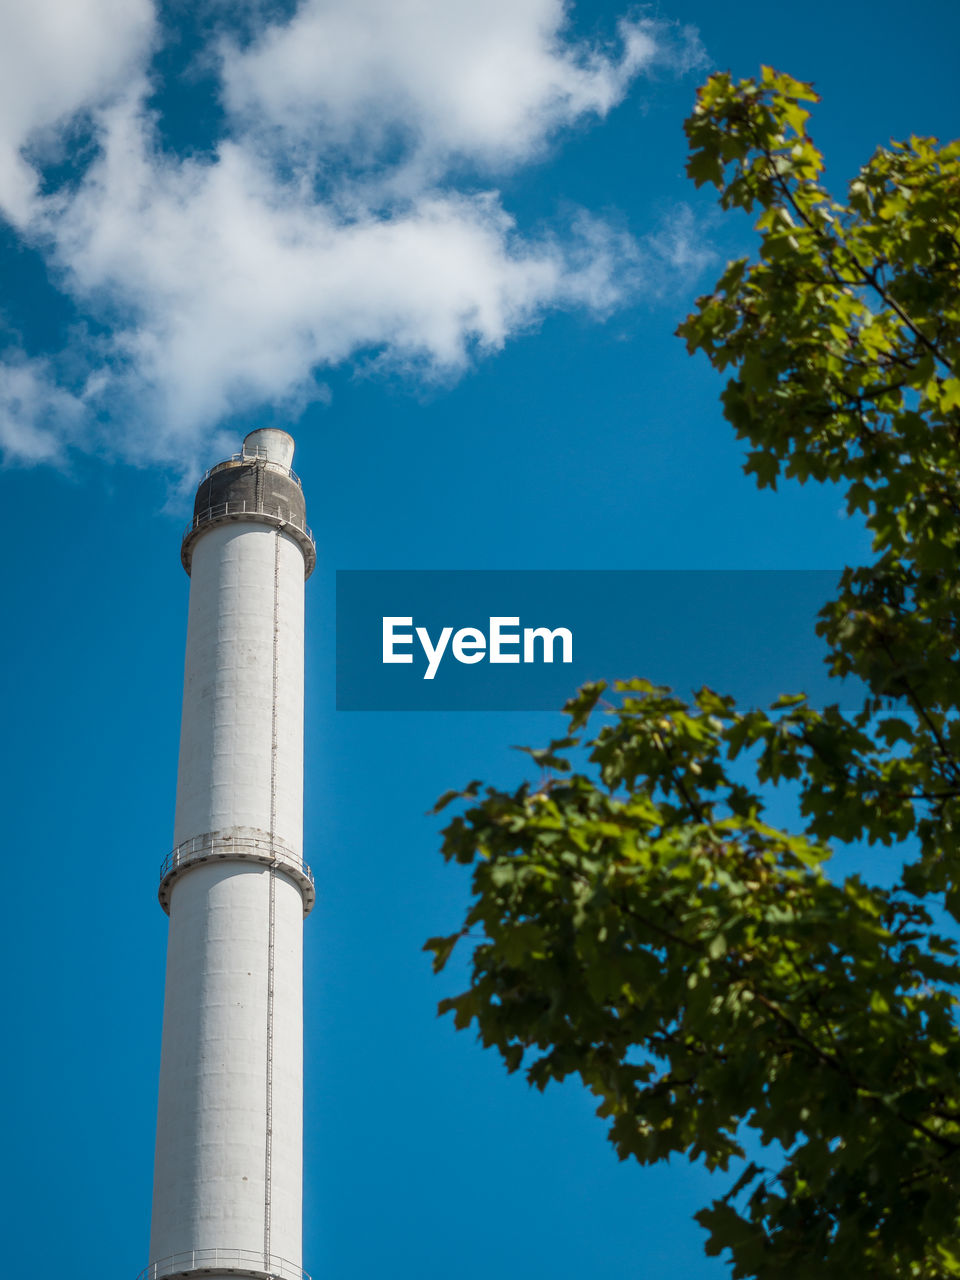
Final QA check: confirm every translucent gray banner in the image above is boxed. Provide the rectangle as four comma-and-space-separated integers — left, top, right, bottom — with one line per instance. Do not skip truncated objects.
336, 570, 854, 711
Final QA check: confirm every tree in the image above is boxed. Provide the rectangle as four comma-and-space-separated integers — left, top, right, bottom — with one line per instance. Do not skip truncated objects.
427, 70, 960, 1278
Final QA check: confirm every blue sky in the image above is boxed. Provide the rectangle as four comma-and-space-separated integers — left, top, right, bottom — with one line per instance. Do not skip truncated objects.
2, 2, 958, 1278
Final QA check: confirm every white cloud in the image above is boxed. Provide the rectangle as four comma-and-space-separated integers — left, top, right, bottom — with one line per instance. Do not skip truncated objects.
0, 355, 87, 465
0, 0, 154, 224
0, 0, 709, 471
44, 101, 643, 465
220, 0, 683, 173
642, 203, 718, 293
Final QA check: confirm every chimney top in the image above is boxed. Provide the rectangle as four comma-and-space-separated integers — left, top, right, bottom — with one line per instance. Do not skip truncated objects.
243, 428, 295, 469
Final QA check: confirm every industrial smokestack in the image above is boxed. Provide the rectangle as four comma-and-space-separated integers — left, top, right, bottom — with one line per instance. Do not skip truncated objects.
142, 429, 315, 1280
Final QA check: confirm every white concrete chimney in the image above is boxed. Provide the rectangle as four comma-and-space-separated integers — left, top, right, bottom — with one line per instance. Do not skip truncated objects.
142, 430, 315, 1280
